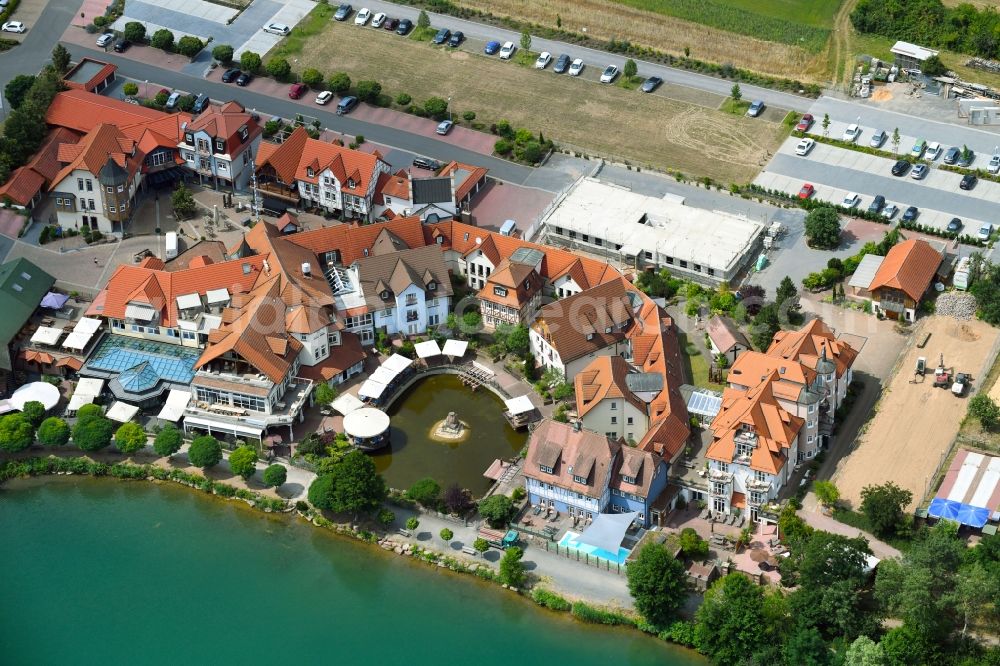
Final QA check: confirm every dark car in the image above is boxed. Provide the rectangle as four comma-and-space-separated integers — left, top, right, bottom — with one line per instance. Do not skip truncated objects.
334, 3, 352, 21
484, 40, 501, 55
960, 173, 978, 190
192, 94, 210, 114
447, 31, 464, 47
947, 217, 963, 233
868, 194, 886, 214
383, 17, 398, 31
396, 18, 413, 35
432, 28, 451, 45
221, 68, 241, 83
553, 53, 571, 73
944, 146, 961, 165
640, 76, 663, 93
747, 100, 765, 117
902, 206, 919, 222
891, 159, 910, 177
236, 72, 252, 87
412, 156, 442, 171
337, 95, 358, 115
113, 38, 130, 52
958, 149, 975, 167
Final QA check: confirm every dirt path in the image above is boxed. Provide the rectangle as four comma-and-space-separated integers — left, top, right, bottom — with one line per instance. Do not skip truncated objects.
829, 0, 859, 90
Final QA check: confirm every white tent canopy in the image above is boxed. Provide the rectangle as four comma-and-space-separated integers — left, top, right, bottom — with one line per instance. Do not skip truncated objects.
358, 378, 388, 400
442, 339, 468, 358
382, 354, 413, 374
62, 330, 94, 350
576, 511, 639, 554
331, 393, 365, 416
415, 340, 442, 359
11, 382, 61, 410
30, 326, 64, 346
76, 378, 105, 397
67, 392, 95, 412
370, 365, 399, 385
157, 389, 191, 422
74, 317, 103, 335
504, 395, 535, 415
343, 407, 391, 439
106, 401, 140, 423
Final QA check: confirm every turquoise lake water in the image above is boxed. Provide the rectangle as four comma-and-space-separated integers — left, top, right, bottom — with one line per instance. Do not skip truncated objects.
0, 478, 703, 665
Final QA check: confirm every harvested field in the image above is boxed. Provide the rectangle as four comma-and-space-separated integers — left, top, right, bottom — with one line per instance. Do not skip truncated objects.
831, 317, 1000, 511
287, 20, 788, 184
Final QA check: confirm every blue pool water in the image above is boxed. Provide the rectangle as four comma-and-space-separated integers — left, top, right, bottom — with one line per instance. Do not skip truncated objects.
557, 531, 630, 565
84, 335, 200, 384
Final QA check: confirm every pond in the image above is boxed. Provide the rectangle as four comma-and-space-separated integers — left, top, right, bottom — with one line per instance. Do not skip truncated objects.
373, 374, 526, 495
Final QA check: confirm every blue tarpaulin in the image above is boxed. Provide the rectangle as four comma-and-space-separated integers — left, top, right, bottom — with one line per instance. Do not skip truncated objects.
928, 498, 990, 528
40, 292, 69, 309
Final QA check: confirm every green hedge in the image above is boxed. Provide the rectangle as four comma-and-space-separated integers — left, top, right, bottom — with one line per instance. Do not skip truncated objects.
0, 0, 21, 24
792, 130, 929, 164
531, 588, 571, 612
570, 602, 635, 626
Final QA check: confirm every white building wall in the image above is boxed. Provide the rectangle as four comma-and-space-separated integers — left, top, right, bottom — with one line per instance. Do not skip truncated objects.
581, 399, 648, 443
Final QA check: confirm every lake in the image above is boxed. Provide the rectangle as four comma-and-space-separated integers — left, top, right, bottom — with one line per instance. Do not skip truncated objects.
0, 478, 702, 665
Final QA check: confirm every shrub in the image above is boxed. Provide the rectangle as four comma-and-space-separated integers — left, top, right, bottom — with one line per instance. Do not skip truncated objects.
423, 96, 448, 120
123, 21, 146, 43
212, 44, 234, 64
405, 517, 419, 531
462, 111, 476, 122
532, 588, 571, 611
355, 80, 381, 102
265, 57, 292, 81
406, 477, 441, 507
153, 424, 184, 457
395, 92, 412, 106
113, 422, 147, 455
439, 528, 453, 541
494, 139, 513, 155
417, 9, 430, 28
93, 15, 108, 27
378, 508, 395, 527
150, 29, 174, 51
72, 414, 114, 451
240, 51, 262, 74
511, 486, 526, 502
188, 435, 223, 469
176, 36, 204, 58
122, 82, 139, 96
153, 90, 169, 106
37, 417, 70, 447
0, 413, 34, 452
328, 72, 351, 93
301, 68, 324, 87
263, 463, 287, 488
228, 445, 259, 479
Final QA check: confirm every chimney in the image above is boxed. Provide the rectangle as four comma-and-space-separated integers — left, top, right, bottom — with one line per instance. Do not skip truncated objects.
263, 259, 271, 275
301, 262, 312, 277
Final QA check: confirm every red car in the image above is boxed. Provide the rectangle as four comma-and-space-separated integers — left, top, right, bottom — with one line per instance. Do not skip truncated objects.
798, 183, 815, 199
795, 113, 814, 132
288, 83, 307, 99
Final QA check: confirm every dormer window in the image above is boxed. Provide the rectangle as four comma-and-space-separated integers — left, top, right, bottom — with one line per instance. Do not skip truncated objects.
348, 178, 356, 189
239, 125, 249, 141
586, 333, 593, 340
363, 248, 369, 257
605, 326, 612, 333
215, 139, 225, 152
436, 236, 443, 245
185, 132, 194, 145
573, 474, 587, 484
494, 286, 507, 297
539, 464, 553, 474
622, 475, 636, 485
381, 290, 390, 300
306, 167, 314, 177
428, 281, 436, 291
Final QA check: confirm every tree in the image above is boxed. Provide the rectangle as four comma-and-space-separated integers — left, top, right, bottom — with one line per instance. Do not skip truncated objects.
153, 424, 183, 457
473, 537, 490, 554
77, 404, 103, 420
114, 422, 147, 455
627, 543, 688, 627
679, 527, 709, 560
822, 113, 830, 137
311, 449, 386, 517
265, 57, 292, 80
461, 310, 481, 333
750, 302, 781, 351
122, 82, 139, 96
519, 31, 531, 53
969, 393, 1000, 430
123, 21, 146, 43
212, 44, 234, 64
172, 183, 196, 220
478, 494, 514, 528
21, 400, 47, 427
443, 483, 474, 514
439, 528, 453, 541
891, 127, 901, 155
176, 36, 204, 58
301, 67, 324, 87
921, 54, 947, 77
188, 435, 223, 469
788, 532, 873, 639
694, 573, 770, 664
51, 44, 71, 74
240, 51, 262, 74
504, 324, 530, 358
406, 477, 441, 507
417, 9, 430, 28
37, 417, 70, 447
961, 143, 973, 164
309, 474, 336, 509
813, 480, 840, 506
228, 445, 259, 479
4, 74, 36, 110
954, 561, 999, 637
263, 464, 287, 489
423, 96, 448, 120
804, 206, 842, 249
860, 481, 912, 536
783, 626, 829, 666
624, 58, 637, 79
844, 636, 886, 666
355, 80, 381, 102
72, 414, 114, 451
0, 413, 34, 452
328, 72, 351, 93
775, 275, 799, 314
405, 516, 419, 531
313, 382, 337, 406
499, 546, 526, 587
730, 83, 742, 101
150, 28, 175, 51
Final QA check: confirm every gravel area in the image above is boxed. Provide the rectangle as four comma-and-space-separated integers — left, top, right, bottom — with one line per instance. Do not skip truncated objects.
935, 292, 978, 320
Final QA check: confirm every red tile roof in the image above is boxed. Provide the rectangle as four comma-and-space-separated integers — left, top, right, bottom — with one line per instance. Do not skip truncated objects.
46, 89, 189, 134
285, 216, 427, 262
296, 332, 366, 381
868, 238, 942, 302
575, 355, 646, 418
62, 58, 117, 92
768, 318, 858, 379
49, 124, 142, 192
186, 100, 261, 157
524, 419, 619, 498
439, 160, 488, 202
0, 128, 82, 206
0, 167, 45, 206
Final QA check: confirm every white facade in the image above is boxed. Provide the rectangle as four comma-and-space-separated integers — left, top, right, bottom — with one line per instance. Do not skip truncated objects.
179, 128, 260, 190
372, 283, 450, 336
525, 476, 607, 515
529, 327, 629, 381
581, 398, 649, 444
707, 431, 799, 519
464, 250, 495, 290
51, 168, 139, 235
298, 162, 391, 220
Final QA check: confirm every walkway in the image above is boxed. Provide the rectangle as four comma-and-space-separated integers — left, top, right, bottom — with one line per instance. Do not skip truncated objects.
797, 500, 901, 560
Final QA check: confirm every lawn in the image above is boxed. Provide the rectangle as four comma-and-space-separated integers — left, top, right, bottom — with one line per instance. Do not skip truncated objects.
677, 331, 726, 391
276, 18, 788, 184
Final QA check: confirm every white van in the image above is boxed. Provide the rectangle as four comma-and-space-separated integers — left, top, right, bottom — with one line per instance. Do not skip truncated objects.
165, 231, 178, 259
499, 219, 517, 236
954, 256, 971, 291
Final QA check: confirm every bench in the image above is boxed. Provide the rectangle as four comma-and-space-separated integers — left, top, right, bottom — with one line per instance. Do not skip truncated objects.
461, 546, 478, 556
398, 528, 412, 538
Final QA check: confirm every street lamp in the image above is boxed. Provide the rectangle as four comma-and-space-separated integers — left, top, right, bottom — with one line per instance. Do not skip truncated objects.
448, 96, 452, 123
144, 80, 149, 98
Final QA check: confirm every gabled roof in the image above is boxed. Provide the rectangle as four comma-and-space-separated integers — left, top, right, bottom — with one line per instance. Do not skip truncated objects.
0, 257, 55, 349
186, 100, 261, 157
868, 238, 942, 302
242, 218, 334, 309
477, 260, 541, 310
49, 123, 142, 191
354, 245, 452, 312
0, 167, 45, 206
411, 176, 452, 205
768, 319, 858, 378
46, 89, 189, 134
286, 216, 427, 261
611, 447, 663, 499
533, 278, 636, 363
378, 169, 411, 202
728, 350, 816, 400
523, 419, 619, 497
707, 315, 750, 354
575, 355, 646, 418
439, 160, 488, 202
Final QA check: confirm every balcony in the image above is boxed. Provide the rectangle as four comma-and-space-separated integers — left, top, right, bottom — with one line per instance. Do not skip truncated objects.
185, 376, 314, 428
746, 478, 771, 493
256, 182, 300, 203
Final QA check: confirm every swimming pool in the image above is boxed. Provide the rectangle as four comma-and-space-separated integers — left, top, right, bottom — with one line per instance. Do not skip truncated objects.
557, 531, 630, 566
84, 335, 200, 385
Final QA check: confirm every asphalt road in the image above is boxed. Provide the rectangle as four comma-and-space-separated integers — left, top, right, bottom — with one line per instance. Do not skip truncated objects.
0, 0, 76, 93
357, 0, 811, 112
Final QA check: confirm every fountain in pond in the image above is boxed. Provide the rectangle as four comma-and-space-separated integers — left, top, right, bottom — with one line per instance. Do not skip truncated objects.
429, 410, 471, 443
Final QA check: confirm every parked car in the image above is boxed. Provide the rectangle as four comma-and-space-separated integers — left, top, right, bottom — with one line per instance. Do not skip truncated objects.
902, 206, 919, 222
535, 52, 552, 69
431, 27, 451, 45
869, 129, 886, 148
192, 94, 210, 113
868, 195, 886, 214
383, 17, 399, 31
944, 146, 961, 165
236, 72, 252, 87
979, 223, 994, 241
842, 192, 860, 208
795, 138, 815, 156
568, 58, 584, 76
288, 83, 307, 99
958, 148, 975, 167
395, 18, 412, 35
499, 41, 516, 59
337, 96, 358, 115
952, 373, 970, 396
795, 113, 814, 132
371, 12, 386, 28
947, 217, 963, 233
354, 8, 371, 25
96, 32, 115, 47
842, 123, 861, 142
798, 183, 814, 200
910, 163, 929, 179
436, 120, 454, 135
221, 68, 241, 83
263, 22, 290, 36
960, 173, 978, 190
165, 91, 182, 111
926, 141, 942, 160
910, 138, 926, 158
989, 153, 1000, 174
891, 159, 910, 177
447, 31, 464, 47
412, 156, 442, 171
1, 21, 25, 33
882, 203, 899, 220
747, 100, 765, 117
315, 91, 334, 105
113, 38, 130, 52
553, 53, 571, 74
640, 76, 663, 93
334, 3, 353, 21
484, 40, 501, 55
600, 65, 619, 83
